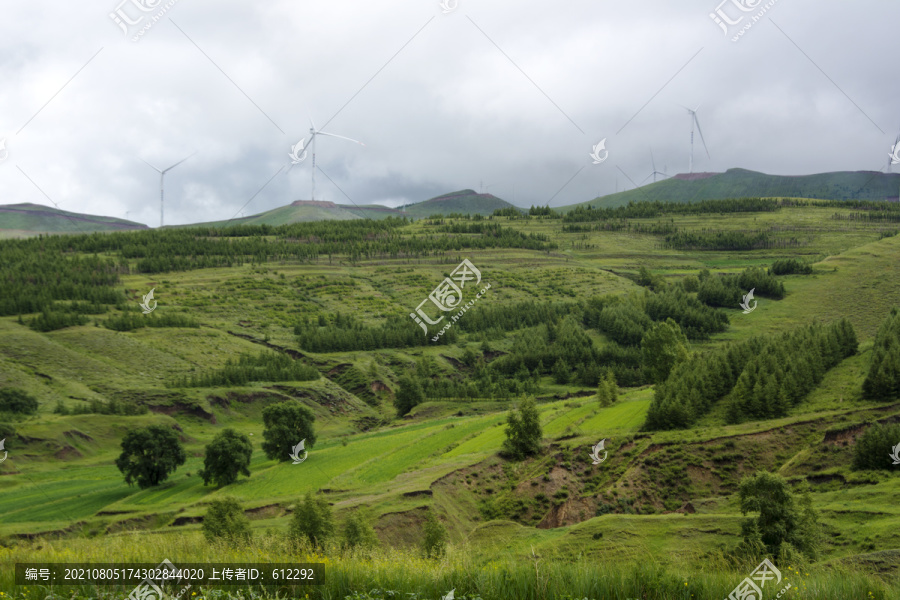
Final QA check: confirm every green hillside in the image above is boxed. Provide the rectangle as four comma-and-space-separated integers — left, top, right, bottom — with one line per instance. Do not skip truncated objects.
1, 198, 900, 599
0, 203, 148, 237
400, 189, 523, 218
559, 168, 900, 211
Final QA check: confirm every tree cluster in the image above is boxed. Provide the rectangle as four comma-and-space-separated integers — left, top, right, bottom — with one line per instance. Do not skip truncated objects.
852, 422, 900, 471
645, 320, 858, 430
862, 308, 900, 400
769, 258, 813, 275
170, 351, 319, 388
697, 267, 785, 308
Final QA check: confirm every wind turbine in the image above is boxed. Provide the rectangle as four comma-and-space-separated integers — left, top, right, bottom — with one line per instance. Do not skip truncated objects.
642, 148, 669, 184
141, 153, 195, 227
681, 104, 710, 174
299, 119, 364, 201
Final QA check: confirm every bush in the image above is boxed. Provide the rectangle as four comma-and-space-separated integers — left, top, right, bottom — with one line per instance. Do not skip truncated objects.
200, 429, 253, 487
0, 388, 39, 415
261, 400, 317, 462
342, 511, 378, 550
289, 491, 334, 548
852, 422, 900, 471
422, 509, 448, 558
201, 497, 251, 543
770, 258, 812, 275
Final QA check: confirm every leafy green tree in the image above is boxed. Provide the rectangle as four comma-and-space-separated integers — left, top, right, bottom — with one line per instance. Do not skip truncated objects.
201, 496, 251, 543
199, 429, 253, 487
115, 425, 186, 489
261, 400, 316, 461
0, 388, 39, 415
641, 318, 690, 383
289, 491, 335, 548
852, 422, 900, 471
552, 358, 571, 384
501, 396, 543, 460
597, 369, 618, 407
341, 511, 378, 550
422, 509, 448, 558
737, 471, 820, 560
394, 376, 425, 417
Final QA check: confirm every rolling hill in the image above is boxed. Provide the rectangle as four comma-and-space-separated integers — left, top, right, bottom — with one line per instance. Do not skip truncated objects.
558, 168, 900, 211
1, 198, 900, 598
0, 203, 148, 238
397, 189, 523, 218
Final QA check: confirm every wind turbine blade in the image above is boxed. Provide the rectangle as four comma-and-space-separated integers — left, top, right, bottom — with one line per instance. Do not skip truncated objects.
141, 158, 163, 173
650, 148, 657, 173
641, 173, 654, 184
694, 114, 710, 158
316, 131, 365, 146
162, 151, 197, 173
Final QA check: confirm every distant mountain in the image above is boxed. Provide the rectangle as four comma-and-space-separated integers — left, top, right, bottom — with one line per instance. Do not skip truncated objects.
398, 189, 523, 218
558, 168, 900, 211
0, 203, 148, 238
181, 200, 365, 228
177, 191, 521, 228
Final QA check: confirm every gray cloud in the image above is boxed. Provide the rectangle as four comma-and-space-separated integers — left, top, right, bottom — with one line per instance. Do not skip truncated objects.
0, 0, 897, 225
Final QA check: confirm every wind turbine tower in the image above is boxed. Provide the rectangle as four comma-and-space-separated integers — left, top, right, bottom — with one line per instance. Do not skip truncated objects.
142, 153, 195, 227
643, 148, 668, 184
683, 105, 710, 174
306, 119, 364, 201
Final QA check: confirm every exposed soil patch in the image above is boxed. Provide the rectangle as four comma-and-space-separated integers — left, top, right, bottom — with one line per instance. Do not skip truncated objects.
402, 489, 433, 497
172, 515, 203, 526
54, 445, 82, 460
63, 430, 94, 442
226, 330, 317, 363
149, 402, 217, 424
374, 507, 429, 548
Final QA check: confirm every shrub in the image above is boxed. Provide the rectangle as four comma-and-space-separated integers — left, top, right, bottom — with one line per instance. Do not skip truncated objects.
201, 497, 251, 543
289, 492, 334, 548
0, 388, 39, 415
342, 511, 378, 550
422, 509, 448, 558
769, 258, 812, 275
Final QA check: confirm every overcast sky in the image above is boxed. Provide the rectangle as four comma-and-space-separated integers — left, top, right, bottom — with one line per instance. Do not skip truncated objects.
0, 0, 897, 226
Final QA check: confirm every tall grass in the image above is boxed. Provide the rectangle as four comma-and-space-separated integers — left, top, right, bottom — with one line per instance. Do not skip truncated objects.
1, 531, 897, 600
